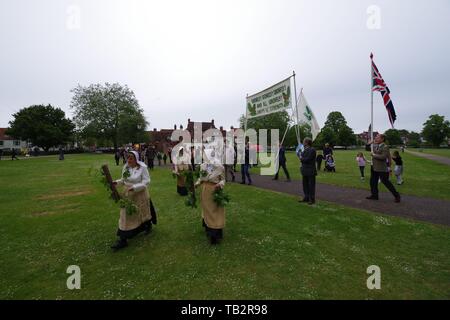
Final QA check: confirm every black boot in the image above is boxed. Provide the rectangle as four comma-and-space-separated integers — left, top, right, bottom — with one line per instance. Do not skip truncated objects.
210, 236, 218, 245
144, 222, 152, 235
111, 238, 128, 251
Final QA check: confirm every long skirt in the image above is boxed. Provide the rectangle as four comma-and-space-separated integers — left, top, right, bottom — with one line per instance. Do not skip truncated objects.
177, 175, 188, 196
117, 188, 154, 239
201, 182, 225, 240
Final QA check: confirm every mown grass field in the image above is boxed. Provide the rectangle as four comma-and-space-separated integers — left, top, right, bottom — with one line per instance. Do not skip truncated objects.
250, 150, 450, 200
414, 148, 450, 158
0, 154, 449, 299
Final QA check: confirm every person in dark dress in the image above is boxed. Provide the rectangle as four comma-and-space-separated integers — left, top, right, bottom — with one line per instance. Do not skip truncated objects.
273, 144, 291, 181
316, 152, 324, 171
59, 146, 65, 160
0, 149, 3, 160
121, 148, 127, 164
300, 138, 317, 205
157, 152, 162, 166
114, 149, 121, 166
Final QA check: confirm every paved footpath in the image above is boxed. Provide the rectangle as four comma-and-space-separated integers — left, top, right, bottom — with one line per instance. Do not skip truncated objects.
232, 174, 450, 227
406, 150, 450, 166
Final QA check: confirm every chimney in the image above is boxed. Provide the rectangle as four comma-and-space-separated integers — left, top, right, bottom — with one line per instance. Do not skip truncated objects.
174, 124, 177, 130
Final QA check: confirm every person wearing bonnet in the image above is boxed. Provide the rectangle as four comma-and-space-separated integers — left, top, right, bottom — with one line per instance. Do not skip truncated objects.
173, 147, 192, 196
195, 147, 226, 245
111, 150, 157, 251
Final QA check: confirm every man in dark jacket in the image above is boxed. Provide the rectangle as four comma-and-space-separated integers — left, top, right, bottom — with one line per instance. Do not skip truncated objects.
11, 148, 19, 160
300, 138, 317, 205
273, 144, 290, 181
145, 146, 156, 170
366, 134, 401, 202
240, 136, 252, 185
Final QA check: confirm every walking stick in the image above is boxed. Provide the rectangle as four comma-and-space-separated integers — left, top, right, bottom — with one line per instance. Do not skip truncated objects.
101, 164, 121, 202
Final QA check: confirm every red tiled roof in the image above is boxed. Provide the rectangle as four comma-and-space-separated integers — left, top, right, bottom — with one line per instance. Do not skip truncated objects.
186, 120, 215, 133
0, 128, 13, 141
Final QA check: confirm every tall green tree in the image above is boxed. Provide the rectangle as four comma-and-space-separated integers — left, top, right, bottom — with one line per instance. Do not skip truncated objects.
239, 111, 291, 145
323, 111, 348, 133
284, 123, 311, 147
384, 129, 403, 146
71, 83, 148, 148
313, 127, 337, 148
407, 131, 421, 148
319, 111, 355, 147
6, 104, 75, 151
421, 114, 450, 147
338, 125, 356, 147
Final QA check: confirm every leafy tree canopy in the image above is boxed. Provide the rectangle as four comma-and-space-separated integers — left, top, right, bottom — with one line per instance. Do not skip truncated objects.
421, 114, 450, 147
71, 83, 148, 148
7, 104, 75, 151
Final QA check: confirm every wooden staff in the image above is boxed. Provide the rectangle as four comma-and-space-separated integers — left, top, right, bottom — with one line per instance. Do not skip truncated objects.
101, 164, 121, 202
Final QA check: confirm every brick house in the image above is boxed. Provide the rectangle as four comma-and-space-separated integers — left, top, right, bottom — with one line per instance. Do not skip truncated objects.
148, 119, 228, 153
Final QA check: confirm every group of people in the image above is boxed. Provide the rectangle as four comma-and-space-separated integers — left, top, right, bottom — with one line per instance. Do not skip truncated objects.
111, 146, 228, 250
0, 148, 20, 160
296, 135, 402, 205
109, 133, 404, 251
315, 143, 336, 172
114, 145, 173, 170
356, 143, 404, 186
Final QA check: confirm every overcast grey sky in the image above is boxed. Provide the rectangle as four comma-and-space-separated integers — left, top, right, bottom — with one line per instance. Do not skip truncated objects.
1, 0, 449, 134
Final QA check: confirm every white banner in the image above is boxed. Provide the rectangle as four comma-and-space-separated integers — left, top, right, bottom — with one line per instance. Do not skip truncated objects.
297, 91, 321, 141
246, 77, 291, 119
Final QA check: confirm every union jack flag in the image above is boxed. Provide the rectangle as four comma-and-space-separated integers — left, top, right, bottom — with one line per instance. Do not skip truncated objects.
371, 53, 397, 128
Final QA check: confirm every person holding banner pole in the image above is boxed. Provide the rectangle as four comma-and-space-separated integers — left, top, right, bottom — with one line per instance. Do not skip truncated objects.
240, 136, 252, 185
273, 143, 291, 181
299, 137, 317, 205
292, 72, 301, 145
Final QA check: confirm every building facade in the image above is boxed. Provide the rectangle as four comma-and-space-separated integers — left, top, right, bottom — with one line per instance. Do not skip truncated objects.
0, 128, 27, 150
148, 119, 229, 154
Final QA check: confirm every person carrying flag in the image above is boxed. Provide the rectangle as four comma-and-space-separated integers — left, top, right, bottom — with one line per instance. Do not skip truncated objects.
366, 134, 401, 203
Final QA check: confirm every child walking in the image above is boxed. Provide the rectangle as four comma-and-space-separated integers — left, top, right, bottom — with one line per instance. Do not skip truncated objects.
392, 151, 404, 185
356, 152, 366, 180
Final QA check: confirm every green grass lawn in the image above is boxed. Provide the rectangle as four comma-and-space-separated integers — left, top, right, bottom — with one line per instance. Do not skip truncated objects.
250, 150, 450, 200
412, 148, 450, 158
0, 154, 449, 299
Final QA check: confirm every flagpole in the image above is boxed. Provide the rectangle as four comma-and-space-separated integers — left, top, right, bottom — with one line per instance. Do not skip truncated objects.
370, 53, 374, 153
298, 87, 303, 141
293, 71, 300, 144
245, 94, 248, 134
